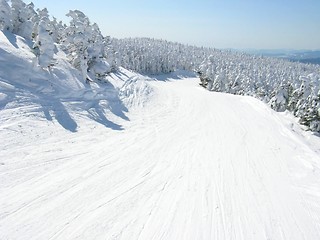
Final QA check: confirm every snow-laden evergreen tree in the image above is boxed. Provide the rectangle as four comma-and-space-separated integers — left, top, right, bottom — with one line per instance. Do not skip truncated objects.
11, 0, 36, 39
19, 2, 37, 39
63, 10, 111, 81
0, 0, 11, 31
49, 17, 64, 43
63, 10, 90, 81
11, 0, 25, 34
35, 8, 63, 43
30, 7, 49, 39
86, 23, 111, 79
105, 36, 119, 71
33, 16, 55, 68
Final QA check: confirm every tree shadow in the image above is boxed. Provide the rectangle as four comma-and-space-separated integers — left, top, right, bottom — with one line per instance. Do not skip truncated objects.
35, 96, 78, 132
2, 30, 19, 49
104, 85, 129, 122
147, 70, 197, 82
36, 88, 129, 132
0, 74, 79, 132
38, 68, 130, 132
0, 78, 129, 132
86, 100, 124, 131
0, 82, 16, 110
81, 80, 129, 130
112, 71, 130, 80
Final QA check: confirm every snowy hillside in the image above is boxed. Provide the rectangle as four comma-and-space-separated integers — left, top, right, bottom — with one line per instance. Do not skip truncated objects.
1, 27, 320, 239
1, 0, 319, 133
0, 29, 134, 132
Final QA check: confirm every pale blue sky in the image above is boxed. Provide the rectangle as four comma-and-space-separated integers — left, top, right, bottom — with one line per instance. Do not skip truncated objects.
30, 0, 320, 50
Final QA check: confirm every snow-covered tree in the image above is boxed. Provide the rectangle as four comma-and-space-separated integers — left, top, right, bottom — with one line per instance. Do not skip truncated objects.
19, 3, 37, 39
62, 10, 90, 80
33, 16, 55, 68
11, 0, 36, 39
11, 0, 25, 33
49, 17, 64, 43
104, 36, 119, 71
86, 23, 111, 78
63, 10, 111, 81
0, 0, 11, 31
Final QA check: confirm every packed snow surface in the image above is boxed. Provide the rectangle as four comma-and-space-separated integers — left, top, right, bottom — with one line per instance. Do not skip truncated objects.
1, 30, 320, 240
1, 75, 320, 240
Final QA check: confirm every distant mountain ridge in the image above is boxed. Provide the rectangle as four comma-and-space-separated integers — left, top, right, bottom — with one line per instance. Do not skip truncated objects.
241, 49, 320, 65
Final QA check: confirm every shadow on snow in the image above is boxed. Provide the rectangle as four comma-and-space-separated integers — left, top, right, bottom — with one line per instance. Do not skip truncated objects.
146, 70, 197, 82
0, 77, 129, 133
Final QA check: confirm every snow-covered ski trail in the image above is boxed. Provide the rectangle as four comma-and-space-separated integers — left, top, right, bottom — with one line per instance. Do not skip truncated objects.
1, 77, 320, 240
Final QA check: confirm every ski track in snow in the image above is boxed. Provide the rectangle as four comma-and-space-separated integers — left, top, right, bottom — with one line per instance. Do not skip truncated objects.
1, 77, 320, 240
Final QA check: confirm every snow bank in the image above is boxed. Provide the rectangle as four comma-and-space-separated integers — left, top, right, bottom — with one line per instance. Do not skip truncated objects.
120, 75, 154, 108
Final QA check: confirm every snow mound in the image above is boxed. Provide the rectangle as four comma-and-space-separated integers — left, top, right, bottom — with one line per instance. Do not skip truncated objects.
120, 75, 154, 108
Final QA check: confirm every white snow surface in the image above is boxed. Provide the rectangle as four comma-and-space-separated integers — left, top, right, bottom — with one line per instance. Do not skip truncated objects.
1, 30, 320, 240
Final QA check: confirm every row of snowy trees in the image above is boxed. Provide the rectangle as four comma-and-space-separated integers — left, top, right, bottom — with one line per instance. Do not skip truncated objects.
112, 38, 210, 74
198, 52, 320, 132
112, 36, 320, 132
0, 0, 119, 81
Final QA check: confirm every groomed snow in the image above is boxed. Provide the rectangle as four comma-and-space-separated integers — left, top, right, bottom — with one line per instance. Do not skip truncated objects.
1, 30, 320, 240
1, 74, 320, 240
